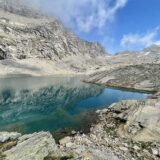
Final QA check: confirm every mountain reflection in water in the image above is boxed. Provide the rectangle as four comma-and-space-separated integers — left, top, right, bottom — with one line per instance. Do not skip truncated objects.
0, 76, 149, 134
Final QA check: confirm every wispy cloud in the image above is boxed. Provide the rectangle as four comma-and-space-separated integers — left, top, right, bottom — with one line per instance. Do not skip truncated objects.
75, 0, 128, 32
120, 27, 160, 49
31, 0, 128, 33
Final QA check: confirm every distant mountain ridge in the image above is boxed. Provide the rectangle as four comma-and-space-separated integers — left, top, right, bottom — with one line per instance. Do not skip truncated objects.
143, 44, 160, 54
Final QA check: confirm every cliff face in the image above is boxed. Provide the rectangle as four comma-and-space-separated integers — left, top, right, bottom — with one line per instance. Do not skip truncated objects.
0, 0, 106, 61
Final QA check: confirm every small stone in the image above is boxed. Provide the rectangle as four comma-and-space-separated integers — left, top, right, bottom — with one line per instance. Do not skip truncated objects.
112, 113, 118, 118
151, 148, 159, 156
119, 146, 128, 151
96, 110, 101, 114
59, 136, 71, 145
101, 108, 108, 114
90, 134, 97, 140
108, 103, 117, 109
137, 153, 141, 157
66, 142, 74, 148
104, 138, 109, 142
71, 130, 77, 135
122, 143, 128, 147
133, 145, 140, 150
143, 149, 149, 153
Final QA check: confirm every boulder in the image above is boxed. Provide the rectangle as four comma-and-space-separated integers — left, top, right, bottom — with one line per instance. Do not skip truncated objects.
112, 99, 160, 142
59, 136, 71, 145
0, 132, 21, 143
4, 131, 62, 160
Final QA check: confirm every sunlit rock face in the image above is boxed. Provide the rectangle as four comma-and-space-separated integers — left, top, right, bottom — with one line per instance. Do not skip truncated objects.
0, 0, 106, 60
0, 0, 108, 76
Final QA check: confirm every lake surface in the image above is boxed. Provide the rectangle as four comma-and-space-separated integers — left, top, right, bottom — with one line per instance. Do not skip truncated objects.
0, 76, 149, 134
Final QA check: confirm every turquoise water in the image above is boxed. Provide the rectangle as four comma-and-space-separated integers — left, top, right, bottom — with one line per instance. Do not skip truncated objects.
0, 76, 149, 134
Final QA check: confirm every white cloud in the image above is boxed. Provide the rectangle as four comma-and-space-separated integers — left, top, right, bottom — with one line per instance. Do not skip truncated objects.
32, 0, 128, 33
120, 27, 160, 49
76, 0, 128, 32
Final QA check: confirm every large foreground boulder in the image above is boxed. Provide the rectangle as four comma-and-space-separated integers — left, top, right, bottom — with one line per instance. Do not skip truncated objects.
111, 99, 160, 142
1, 132, 62, 160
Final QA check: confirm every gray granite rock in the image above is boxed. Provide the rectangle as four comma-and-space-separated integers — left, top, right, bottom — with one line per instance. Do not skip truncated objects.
0, 132, 21, 143
4, 132, 61, 160
110, 99, 160, 142
85, 63, 160, 92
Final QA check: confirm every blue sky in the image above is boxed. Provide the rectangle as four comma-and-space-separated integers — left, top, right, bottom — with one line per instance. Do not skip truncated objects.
33, 0, 160, 53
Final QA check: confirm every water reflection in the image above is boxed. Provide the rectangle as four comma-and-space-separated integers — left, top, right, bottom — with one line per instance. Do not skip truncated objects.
0, 76, 149, 134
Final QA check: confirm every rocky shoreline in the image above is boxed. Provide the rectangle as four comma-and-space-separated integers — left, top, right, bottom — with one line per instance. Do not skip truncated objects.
0, 91, 160, 160
84, 64, 160, 93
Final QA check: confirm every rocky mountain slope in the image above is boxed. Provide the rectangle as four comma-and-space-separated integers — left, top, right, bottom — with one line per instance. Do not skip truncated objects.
84, 63, 160, 92
0, 0, 108, 77
84, 42, 160, 92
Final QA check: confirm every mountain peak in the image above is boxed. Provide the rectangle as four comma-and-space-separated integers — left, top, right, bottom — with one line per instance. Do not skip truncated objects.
143, 44, 160, 54
0, 0, 43, 18
0, 1, 107, 76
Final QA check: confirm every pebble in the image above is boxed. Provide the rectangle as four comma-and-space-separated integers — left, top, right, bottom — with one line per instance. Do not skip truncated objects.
71, 130, 77, 135
151, 148, 159, 156
66, 142, 74, 148
96, 110, 101, 114
133, 145, 140, 150
122, 143, 129, 147
119, 146, 128, 151
59, 136, 71, 145
101, 108, 109, 114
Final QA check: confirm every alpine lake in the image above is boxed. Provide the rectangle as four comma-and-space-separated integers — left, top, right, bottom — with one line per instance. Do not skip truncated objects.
0, 76, 150, 136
